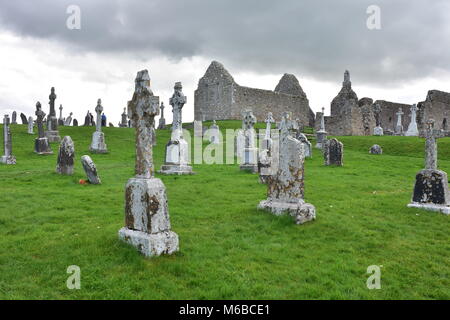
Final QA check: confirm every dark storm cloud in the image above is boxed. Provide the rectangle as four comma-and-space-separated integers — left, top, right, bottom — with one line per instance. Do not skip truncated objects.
0, 0, 449, 85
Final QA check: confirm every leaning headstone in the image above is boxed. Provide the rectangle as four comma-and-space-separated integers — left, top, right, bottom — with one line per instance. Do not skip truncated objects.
395, 107, 404, 136
89, 99, 108, 153
239, 110, 258, 173
109, 122, 114, 127
64, 112, 73, 126
258, 113, 316, 224
405, 104, 419, 137
407, 120, 450, 214
73, 119, 78, 126
81, 155, 101, 184
157, 102, 166, 129
27, 116, 34, 134
56, 136, 75, 175
118, 69, 179, 257
20, 113, 28, 125
369, 144, 383, 155
44, 87, 61, 142
297, 132, 312, 158
315, 107, 327, 149
159, 82, 193, 175
324, 138, 344, 166
1, 115, 16, 164
11, 111, 17, 124
34, 102, 53, 155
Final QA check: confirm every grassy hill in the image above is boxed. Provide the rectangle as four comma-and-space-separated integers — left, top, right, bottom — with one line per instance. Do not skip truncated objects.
0, 121, 449, 299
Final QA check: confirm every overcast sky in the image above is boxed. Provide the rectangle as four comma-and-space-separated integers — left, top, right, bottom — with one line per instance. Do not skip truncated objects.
0, 0, 449, 125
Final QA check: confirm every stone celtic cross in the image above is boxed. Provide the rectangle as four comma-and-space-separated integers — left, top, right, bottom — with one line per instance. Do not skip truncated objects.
49, 87, 57, 117
95, 99, 103, 132
170, 82, 186, 139
264, 112, 274, 139
128, 70, 160, 178
35, 102, 46, 138
242, 110, 256, 130
425, 119, 444, 170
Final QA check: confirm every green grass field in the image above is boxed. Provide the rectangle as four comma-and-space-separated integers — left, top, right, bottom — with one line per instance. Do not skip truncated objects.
0, 121, 449, 299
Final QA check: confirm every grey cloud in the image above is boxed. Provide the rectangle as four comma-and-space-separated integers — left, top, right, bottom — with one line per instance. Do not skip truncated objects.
0, 0, 449, 85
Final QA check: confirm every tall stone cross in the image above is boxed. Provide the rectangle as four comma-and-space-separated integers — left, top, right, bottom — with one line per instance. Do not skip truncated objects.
425, 119, 444, 170
160, 102, 165, 119
170, 82, 186, 140
264, 112, 274, 139
242, 110, 256, 130
35, 102, 46, 138
319, 107, 326, 132
49, 87, 57, 117
128, 70, 160, 179
95, 99, 103, 132
59, 104, 63, 120
396, 108, 404, 128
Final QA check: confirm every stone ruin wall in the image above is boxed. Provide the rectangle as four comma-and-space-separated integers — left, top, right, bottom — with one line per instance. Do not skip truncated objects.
232, 85, 314, 127
374, 100, 411, 133
417, 90, 450, 134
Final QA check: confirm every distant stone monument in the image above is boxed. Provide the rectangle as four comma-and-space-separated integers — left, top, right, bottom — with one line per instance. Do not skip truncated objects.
315, 107, 327, 149
84, 111, 91, 126
258, 113, 278, 184
56, 136, 74, 175
81, 155, 101, 184
240, 110, 258, 173
11, 111, 17, 124
261, 112, 274, 151
27, 116, 34, 134
34, 102, 53, 155
395, 107, 404, 135
20, 113, 28, 125
157, 102, 166, 129
405, 104, 419, 136
45, 87, 61, 142
120, 108, 128, 127
324, 138, 344, 166
258, 113, 316, 224
1, 115, 16, 164
64, 112, 73, 126
89, 99, 108, 153
369, 144, 383, 155
208, 120, 220, 144
58, 104, 64, 126
118, 69, 179, 257
159, 82, 193, 175
408, 120, 450, 214
73, 119, 78, 126
373, 102, 384, 136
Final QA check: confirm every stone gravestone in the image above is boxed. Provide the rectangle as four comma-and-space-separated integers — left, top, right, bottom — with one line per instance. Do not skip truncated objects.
261, 112, 274, 151
27, 116, 34, 134
118, 69, 179, 257
315, 107, 327, 149
45, 87, 61, 142
109, 122, 114, 127
64, 112, 73, 126
208, 120, 220, 144
34, 102, 53, 155
297, 132, 312, 158
258, 112, 275, 183
120, 108, 128, 127
373, 102, 384, 136
81, 155, 101, 184
407, 120, 450, 214
89, 99, 108, 153
159, 82, 193, 175
56, 136, 75, 175
258, 113, 316, 224
73, 119, 78, 126
20, 113, 28, 125
324, 138, 344, 166
11, 111, 17, 124
369, 144, 383, 155
84, 111, 91, 126
395, 107, 404, 136
58, 104, 64, 126
240, 110, 258, 173
405, 104, 419, 137
1, 115, 16, 164
157, 102, 166, 129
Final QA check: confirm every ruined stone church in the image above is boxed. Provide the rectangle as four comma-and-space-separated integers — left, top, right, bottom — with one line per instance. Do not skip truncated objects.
315, 71, 450, 136
194, 61, 315, 127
